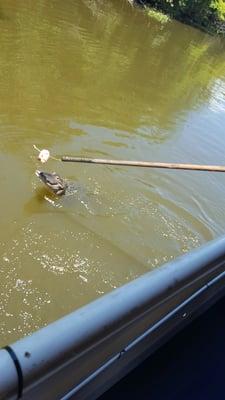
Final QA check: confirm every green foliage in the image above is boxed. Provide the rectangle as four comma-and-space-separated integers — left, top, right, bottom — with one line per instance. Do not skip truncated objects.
139, 0, 225, 32
211, 0, 225, 20
146, 8, 171, 23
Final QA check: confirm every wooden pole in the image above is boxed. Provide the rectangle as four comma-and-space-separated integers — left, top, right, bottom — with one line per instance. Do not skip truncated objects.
61, 156, 225, 173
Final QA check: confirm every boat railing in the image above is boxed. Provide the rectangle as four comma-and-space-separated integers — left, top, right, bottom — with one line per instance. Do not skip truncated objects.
1, 236, 225, 400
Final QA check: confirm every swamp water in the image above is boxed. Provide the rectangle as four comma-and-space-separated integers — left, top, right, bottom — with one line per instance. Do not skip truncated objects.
0, 0, 225, 345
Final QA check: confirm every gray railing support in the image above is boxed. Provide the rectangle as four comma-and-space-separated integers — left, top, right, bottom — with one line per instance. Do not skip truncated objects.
1, 235, 225, 400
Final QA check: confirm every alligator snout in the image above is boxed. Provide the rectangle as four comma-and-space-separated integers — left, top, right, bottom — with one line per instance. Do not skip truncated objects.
35, 170, 68, 196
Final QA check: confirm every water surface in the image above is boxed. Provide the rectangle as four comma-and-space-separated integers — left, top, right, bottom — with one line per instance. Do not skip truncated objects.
1, 0, 225, 345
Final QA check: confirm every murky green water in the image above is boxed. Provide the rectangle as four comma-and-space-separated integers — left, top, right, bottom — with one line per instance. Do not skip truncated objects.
0, 0, 225, 346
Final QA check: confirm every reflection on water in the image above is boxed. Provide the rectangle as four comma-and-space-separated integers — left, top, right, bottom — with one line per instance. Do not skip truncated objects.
0, 0, 225, 345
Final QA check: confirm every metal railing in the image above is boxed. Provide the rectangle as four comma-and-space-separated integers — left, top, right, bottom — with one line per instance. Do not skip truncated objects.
1, 235, 225, 400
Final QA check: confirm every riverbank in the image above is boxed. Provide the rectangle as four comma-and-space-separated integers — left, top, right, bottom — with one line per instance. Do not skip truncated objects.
129, 0, 225, 35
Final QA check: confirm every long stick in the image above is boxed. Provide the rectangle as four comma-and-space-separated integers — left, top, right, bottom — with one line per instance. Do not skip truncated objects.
61, 156, 225, 173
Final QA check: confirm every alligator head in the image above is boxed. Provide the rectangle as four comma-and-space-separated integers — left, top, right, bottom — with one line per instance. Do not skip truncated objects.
35, 170, 68, 195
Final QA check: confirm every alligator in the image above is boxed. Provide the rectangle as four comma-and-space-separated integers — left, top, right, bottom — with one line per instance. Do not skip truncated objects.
35, 170, 68, 196
35, 170, 108, 216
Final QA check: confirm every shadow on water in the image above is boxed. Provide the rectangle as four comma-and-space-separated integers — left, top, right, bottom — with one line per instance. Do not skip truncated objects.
0, 6, 7, 21
24, 188, 59, 214
24, 184, 112, 217
24, 185, 149, 272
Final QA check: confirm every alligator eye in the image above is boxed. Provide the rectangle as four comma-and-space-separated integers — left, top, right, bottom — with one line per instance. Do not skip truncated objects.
56, 177, 63, 183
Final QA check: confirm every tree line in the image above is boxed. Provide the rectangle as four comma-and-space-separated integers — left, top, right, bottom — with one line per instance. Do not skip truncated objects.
135, 0, 225, 34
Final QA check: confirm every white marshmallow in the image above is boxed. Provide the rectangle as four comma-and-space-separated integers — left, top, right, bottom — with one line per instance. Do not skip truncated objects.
38, 149, 50, 163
